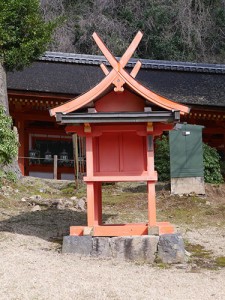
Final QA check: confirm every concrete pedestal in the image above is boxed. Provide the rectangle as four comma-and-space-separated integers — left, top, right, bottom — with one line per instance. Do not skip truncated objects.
171, 177, 205, 195
62, 234, 186, 264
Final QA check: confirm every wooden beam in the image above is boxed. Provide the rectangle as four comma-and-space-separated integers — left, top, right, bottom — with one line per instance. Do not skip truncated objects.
119, 31, 143, 68
130, 61, 142, 78
100, 63, 109, 75
11, 112, 55, 122
8, 89, 75, 100
92, 32, 118, 70
70, 222, 175, 236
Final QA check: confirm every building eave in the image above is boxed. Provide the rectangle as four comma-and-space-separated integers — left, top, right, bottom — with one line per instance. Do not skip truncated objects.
56, 111, 180, 124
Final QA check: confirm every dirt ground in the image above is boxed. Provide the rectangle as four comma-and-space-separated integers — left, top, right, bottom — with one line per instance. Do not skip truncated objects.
0, 177, 225, 300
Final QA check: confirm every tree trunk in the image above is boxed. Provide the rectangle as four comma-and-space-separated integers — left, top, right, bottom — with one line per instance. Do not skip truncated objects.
0, 62, 21, 178
0, 63, 9, 114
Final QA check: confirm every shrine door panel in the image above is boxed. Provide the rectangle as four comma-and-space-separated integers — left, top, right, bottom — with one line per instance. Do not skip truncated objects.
97, 132, 120, 172
96, 132, 146, 173
122, 133, 146, 172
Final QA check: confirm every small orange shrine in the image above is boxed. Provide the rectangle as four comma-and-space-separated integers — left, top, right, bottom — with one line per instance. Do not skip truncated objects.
50, 32, 190, 236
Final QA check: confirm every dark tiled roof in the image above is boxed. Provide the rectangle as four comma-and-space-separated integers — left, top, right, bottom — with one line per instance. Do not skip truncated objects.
7, 52, 225, 107
7, 61, 104, 95
42, 52, 225, 74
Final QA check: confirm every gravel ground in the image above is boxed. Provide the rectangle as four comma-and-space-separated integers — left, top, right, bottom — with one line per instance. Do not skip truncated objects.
183, 227, 225, 256
1, 179, 225, 299
0, 232, 225, 300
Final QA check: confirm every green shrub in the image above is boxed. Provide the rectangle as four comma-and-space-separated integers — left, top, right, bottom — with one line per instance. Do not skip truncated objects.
203, 143, 223, 184
154, 135, 224, 184
220, 161, 225, 178
154, 135, 170, 182
0, 106, 18, 164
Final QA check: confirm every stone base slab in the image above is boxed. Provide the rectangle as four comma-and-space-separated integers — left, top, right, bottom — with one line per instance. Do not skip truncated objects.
171, 177, 205, 195
62, 234, 185, 264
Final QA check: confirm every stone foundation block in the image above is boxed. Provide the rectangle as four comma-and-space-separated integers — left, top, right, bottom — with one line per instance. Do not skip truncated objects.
91, 237, 112, 258
110, 236, 159, 262
62, 236, 92, 255
157, 234, 185, 264
62, 234, 185, 264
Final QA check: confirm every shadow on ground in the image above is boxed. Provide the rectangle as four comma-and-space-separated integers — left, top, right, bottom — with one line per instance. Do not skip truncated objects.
0, 209, 115, 241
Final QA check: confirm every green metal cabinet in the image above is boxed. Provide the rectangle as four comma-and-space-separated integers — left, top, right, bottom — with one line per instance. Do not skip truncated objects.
169, 124, 204, 178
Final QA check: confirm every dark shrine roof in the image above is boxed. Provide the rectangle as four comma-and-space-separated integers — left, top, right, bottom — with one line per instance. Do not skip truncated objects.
41, 52, 225, 74
7, 52, 225, 108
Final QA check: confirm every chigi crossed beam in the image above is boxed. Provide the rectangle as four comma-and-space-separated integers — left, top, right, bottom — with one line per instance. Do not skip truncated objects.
93, 31, 143, 92
50, 32, 189, 116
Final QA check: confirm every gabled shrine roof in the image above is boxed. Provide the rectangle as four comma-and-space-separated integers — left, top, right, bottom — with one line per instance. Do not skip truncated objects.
49, 32, 189, 116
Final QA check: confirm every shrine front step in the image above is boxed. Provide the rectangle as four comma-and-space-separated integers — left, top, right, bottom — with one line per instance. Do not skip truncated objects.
62, 234, 186, 264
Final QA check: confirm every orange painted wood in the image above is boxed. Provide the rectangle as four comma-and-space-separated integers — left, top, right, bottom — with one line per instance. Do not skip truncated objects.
91, 124, 146, 136
69, 222, 174, 236
130, 60, 142, 78
93, 224, 148, 236
119, 31, 143, 68
86, 182, 96, 226
50, 32, 190, 116
87, 182, 102, 226
119, 69, 190, 115
147, 182, 157, 226
95, 90, 145, 112
84, 174, 157, 182
156, 222, 175, 234
92, 32, 119, 70
93, 137, 99, 173
50, 69, 118, 116
97, 132, 120, 172
122, 132, 147, 171
93, 31, 143, 70
95, 131, 147, 173
70, 226, 85, 236
157, 225, 175, 235
100, 63, 109, 75
86, 135, 94, 177
112, 74, 126, 92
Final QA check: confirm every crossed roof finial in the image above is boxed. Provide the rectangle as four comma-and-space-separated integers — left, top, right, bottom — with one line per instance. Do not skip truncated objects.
50, 32, 190, 116
93, 31, 143, 92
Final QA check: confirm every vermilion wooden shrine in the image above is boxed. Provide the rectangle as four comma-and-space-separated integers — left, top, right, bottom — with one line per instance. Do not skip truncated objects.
50, 32, 190, 236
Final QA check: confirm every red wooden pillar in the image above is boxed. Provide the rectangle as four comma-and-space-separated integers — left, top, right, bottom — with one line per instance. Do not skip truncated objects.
87, 182, 102, 226
86, 130, 102, 226
147, 182, 156, 226
95, 182, 102, 225
17, 120, 25, 175
86, 133, 94, 177
146, 128, 157, 226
